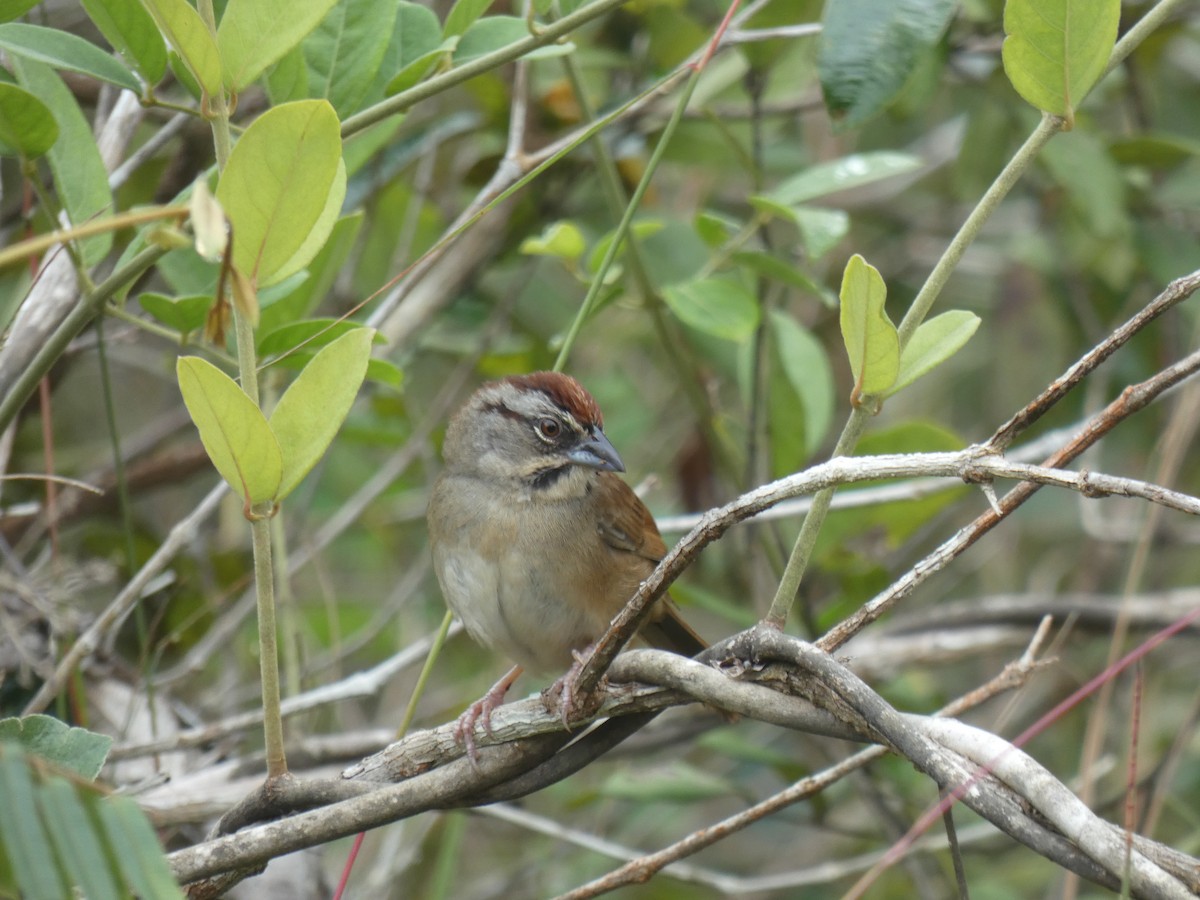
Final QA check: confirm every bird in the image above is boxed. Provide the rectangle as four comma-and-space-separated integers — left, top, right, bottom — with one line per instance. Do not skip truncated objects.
427, 371, 706, 757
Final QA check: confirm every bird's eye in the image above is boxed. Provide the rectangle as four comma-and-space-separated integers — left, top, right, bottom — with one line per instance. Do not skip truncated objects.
535, 417, 561, 440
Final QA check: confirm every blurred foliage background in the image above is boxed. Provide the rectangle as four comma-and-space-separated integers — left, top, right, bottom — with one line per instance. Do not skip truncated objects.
1, 0, 1199, 896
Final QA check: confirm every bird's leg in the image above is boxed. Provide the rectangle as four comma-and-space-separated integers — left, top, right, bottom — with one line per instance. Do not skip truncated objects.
455, 664, 522, 764
545, 645, 604, 730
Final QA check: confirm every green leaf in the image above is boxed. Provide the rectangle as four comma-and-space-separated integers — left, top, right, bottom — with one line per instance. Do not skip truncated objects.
0, 748, 67, 900
443, 0, 494, 38
763, 151, 923, 207
303, 0, 399, 117
82, 0, 168, 84
216, 100, 342, 286
790, 206, 849, 261
662, 275, 760, 342
138, 0, 223, 97
10, 59, 113, 266
264, 157, 347, 287
585, 219, 665, 274
39, 781, 123, 900
0, 83, 57, 158
0, 716, 112, 780
771, 310, 834, 456
838, 253, 898, 400
453, 16, 573, 65
0, 24, 141, 93
177, 356, 283, 503
601, 762, 735, 803
257, 317, 383, 357
268, 327, 373, 500
732, 250, 837, 307
519, 221, 585, 261
384, 36, 456, 96
0, 0, 39, 23
258, 212, 362, 335
137, 292, 211, 333
819, 0, 956, 129
96, 797, 183, 899
216, 0, 339, 92
889, 310, 980, 396
1001, 0, 1120, 127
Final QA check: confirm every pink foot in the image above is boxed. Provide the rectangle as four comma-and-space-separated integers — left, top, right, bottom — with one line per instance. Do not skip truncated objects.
455, 665, 521, 764
546, 646, 599, 730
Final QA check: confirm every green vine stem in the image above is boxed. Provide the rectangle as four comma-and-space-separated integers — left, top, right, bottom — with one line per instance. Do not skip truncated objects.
763, 0, 1180, 629
197, 0, 287, 779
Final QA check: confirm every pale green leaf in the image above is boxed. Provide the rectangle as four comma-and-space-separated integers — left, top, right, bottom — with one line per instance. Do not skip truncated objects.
662, 276, 760, 341
0, 83, 57, 158
890, 310, 980, 395
0, 748, 68, 900
96, 797, 183, 899
0, 23, 141, 93
39, 781, 123, 900
1001, 0, 1120, 126
264, 156, 346, 286
10, 59, 112, 266
838, 253, 899, 399
269, 327, 373, 499
216, 100, 342, 285
138, 0, 222, 96
177, 356, 283, 503
765, 152, 922, 206
771, 310, 834, 454
819, 0, 956, 129
0, 716, 111, 780
82, 0, 168, 84
216, 0, 339, 92
519, 221, 585, 261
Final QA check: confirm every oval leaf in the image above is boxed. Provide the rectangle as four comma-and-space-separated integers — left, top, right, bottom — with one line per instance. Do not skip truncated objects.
137, 292, 211, 332
264, 157, 347, 287
139, 0, 222, 96
217, 0, 339, 91
0, 23, 141, 93
11, 59, 112, 265
81, 0, 168, 84
0, 82, 57, 158
889, 309, 980, 396
819, 0, 956, 129
216, 100, 342, 286
771, 310, 834, 456
519, 221, 585, 261
177, 356, 282, 503
303, 0, 398, 117
663, 275, 760, 341
838, 253, 899, 399
1001, 0, 1120, 127
763, 151, 923, 207
268, 327, 373, 500
0, 715, 112, 780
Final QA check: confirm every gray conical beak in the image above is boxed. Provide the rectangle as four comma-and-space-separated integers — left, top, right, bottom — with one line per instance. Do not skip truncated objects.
567, 429, 625, 472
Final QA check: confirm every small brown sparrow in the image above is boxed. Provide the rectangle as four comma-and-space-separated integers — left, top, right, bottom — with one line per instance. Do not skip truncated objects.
428, 371, 705, 754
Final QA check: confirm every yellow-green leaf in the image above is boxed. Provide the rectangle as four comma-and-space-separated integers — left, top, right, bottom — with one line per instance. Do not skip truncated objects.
216, 0, 339, 92
1001, 0, 1119, 127
0, 82, 57, 158
268, 327, 373, 500
138, 0, 222, 97
177, 356, 282, 503
838, 253, 898, 401
889, 309, 980, 396
216, 100, 342, 286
